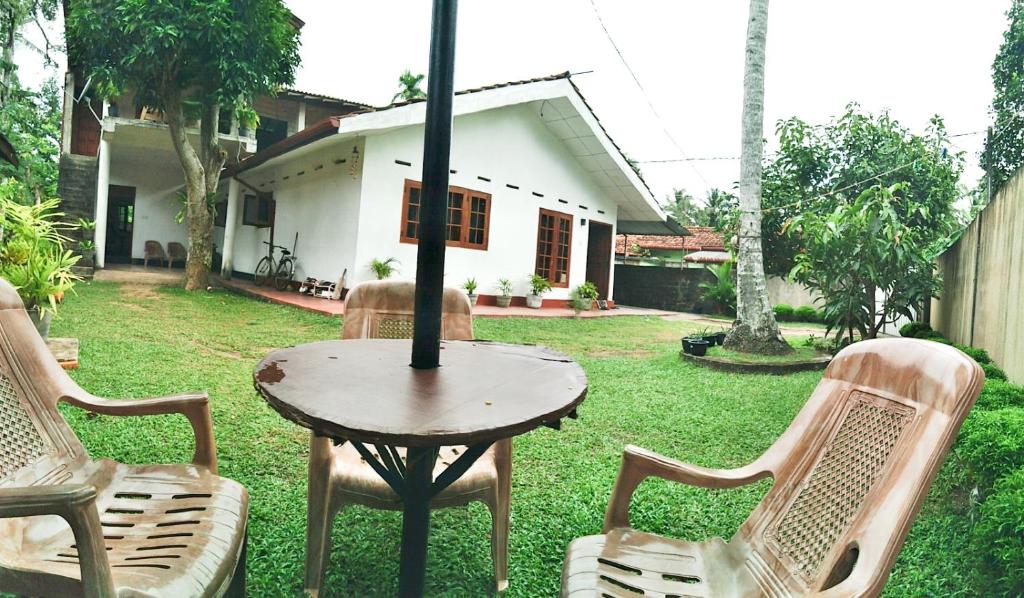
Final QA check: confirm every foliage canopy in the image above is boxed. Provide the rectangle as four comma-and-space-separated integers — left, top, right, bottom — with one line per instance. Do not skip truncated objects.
983, 0, 1024, 194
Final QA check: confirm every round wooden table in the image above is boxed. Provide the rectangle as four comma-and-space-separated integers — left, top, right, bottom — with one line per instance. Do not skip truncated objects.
254, 339, 587, 596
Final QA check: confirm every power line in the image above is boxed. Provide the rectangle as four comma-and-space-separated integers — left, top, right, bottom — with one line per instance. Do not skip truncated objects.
587, 0, 711, 188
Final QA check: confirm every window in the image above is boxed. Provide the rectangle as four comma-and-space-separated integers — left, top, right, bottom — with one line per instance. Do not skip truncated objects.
535, 209, 572, 287
400, 179, 490, 250
242, 193, 275, 228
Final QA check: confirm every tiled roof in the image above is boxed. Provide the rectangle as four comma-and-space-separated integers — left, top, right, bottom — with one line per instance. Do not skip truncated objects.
615, 227, 725, 254
281, 88, 373, 109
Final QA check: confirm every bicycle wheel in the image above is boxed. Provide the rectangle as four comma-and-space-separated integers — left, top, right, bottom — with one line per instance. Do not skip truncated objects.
254, 256, 274, 286
274, 258, 295, 291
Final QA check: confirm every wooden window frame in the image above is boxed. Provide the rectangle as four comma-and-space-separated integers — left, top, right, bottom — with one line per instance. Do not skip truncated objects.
535, 208, 573, 288
399, 179, 491, 250
242, 193, 275, 228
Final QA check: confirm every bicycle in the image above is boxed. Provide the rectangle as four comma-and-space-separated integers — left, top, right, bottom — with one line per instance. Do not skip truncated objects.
254, 233, 299, 291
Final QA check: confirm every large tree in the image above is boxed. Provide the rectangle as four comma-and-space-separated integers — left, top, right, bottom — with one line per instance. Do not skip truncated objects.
0, 0, 58, 109
0, 76, 61, 201
754, 107, 963, 277
725, 0, 790, 354
67, 0, 300, 289
983, 0, 1024, 195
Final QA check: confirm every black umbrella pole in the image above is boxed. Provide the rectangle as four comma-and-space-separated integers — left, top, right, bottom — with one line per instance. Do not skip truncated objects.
411, 0, 458, 370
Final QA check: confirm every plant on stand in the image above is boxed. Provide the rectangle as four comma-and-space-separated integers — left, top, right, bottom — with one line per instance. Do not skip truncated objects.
77, 218, 97, 267
495, 278, 513, 308
462, 277, 478, 306
0, 187, 81, 339
369, 257, 399, 280
526, 274, 551, 309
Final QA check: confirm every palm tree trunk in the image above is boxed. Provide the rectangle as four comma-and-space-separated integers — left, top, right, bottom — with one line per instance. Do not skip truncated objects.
723, 0, 791, 355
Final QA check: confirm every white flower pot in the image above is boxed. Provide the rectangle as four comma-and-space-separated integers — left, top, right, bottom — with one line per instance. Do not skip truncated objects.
526, 294, 543, 309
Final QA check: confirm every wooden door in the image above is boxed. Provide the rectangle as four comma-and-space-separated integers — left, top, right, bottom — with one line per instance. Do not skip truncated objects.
70, 89, 102, 156
104, 186, 136, 264
585, 221, 613, 299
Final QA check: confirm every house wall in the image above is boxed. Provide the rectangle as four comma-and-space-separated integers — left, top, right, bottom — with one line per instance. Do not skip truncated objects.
932, 169, 1024, 384
107, 146, 188, 260
225, 138, 364, 283
354, 104, 619, 300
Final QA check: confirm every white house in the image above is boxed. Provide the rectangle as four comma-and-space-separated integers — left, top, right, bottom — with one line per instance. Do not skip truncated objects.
214, 73, 674, 305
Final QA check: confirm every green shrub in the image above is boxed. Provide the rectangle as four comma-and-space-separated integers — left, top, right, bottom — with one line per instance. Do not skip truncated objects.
773, 304, 794, 322
977, 380, 1024, 411
971, 466, 1024, 596
983, 363, 1009, 381
916, 328, 944, 339
793, 305, 818, 323
900, 321, 932, 338
959, 408, 1024, 492
953, 344, 992, 365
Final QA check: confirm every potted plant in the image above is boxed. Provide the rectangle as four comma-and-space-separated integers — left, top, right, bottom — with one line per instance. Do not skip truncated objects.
688, 335, 710, 356
369, 257, 399, 280
572, 281, 599, 311
235, 104, 260, 138
0, 193, 81, 339
526, 274, 551, 309
462, 277, 478, 306
495, 278, 513, 308
76, 219, 97, 266
714, 329, 727, 345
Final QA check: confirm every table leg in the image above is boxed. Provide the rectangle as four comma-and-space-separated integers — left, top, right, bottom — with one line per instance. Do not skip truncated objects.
397, 446, 438, 597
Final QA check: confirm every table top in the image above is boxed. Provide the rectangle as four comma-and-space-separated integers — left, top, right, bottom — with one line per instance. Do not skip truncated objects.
254, 339, 588, 447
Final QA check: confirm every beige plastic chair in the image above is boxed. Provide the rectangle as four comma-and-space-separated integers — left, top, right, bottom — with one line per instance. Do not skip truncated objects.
561, 338, 983, 597
304, 280, 512, 595
0, 278, 249, 597
142, 240, 166, 268
167, 242, 188, 270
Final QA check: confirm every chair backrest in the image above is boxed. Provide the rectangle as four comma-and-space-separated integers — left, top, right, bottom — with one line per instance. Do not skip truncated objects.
167, 242, 187, 260
341, 280, 473, 341
144, 240, 166, 258
732, 338, 982, 595
0, 279, 87, 491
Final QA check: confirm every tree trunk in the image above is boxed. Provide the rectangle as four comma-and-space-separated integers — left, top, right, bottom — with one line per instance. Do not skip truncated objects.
723, 0, 792, 355
166, 100, 225, 291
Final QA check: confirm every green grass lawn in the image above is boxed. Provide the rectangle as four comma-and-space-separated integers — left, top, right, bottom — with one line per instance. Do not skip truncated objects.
49, 280, 967, 596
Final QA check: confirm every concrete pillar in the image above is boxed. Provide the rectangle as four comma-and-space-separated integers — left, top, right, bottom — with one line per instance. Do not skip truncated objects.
94, 137, 111, 268
220, 178, 242, 278
297, 101, 307, 131
61, 71, 74, 155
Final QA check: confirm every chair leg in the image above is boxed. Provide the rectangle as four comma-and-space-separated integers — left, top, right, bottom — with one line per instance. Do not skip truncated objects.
490, 439, 512, 592
225, 528, 247, 598
305, 433, 336, 597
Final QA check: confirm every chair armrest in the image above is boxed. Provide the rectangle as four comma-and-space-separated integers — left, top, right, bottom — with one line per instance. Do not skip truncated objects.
0, 485, 115, 597
604, 445, 773, 531
61, 392, 217, 473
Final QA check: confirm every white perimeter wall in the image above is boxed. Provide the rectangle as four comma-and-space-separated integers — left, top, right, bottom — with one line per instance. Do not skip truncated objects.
108, 146, 188, 260
354, 104, 619, 300
224, 138, 364, 282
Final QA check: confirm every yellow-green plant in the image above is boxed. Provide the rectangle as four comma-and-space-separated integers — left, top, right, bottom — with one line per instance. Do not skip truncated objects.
0, 181, 81, 316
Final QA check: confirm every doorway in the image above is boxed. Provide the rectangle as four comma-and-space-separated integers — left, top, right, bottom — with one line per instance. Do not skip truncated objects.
105, 185, 136, 264
585, 220, 614, 299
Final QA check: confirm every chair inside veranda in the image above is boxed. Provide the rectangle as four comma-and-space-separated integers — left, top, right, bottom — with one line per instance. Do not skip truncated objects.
561, 338, 983, 597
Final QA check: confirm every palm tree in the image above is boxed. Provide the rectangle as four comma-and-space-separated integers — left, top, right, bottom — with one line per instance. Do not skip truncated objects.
392, 70, 426, 103
723, 0, 791, 354
703, 188, 737, 228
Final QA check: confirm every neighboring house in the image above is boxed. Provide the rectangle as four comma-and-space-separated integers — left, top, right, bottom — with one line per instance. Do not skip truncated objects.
58, 68, 675, 305
615, 226, 728, 268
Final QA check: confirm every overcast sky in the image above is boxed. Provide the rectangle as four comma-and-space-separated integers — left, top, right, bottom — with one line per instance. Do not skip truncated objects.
19, 1, 1010, 205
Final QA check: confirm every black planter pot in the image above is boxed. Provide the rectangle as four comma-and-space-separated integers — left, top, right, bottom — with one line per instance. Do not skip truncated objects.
701, 335, 718, 346
715, 332, 727, 345
681, 338, 693, 354
689, 339, 710, 356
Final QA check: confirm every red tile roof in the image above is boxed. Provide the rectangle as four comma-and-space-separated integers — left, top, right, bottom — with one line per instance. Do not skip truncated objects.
615, 227, 725, 254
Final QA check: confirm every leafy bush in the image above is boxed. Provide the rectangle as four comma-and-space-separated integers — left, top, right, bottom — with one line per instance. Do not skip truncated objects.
900, 321, 932, 338
575, 281, 599, 300
971, 466, 1024, 596
959, 408, 1024, 492
698, 261, 736, 315
983, 363, 1009, 381
977, 380, 1024, 411
793, 305, 818, 322
528, 274, 552, 296
915, 328, 944, 339
954, 344, 992, 365
773, 304, 794, 322
368, 257, 398, 280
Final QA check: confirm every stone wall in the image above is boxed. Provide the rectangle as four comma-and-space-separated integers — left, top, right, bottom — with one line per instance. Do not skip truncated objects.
58, 154, 97, 244
613, 264, 717, 312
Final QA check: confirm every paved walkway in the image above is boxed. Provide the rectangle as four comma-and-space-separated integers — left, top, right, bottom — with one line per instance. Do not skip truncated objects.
217, 277, 677, 319
94, 264, 186, 286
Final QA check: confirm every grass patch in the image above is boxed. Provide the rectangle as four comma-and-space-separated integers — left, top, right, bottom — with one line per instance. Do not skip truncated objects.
705, 344, 827, 364
45, 280, 966, 596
